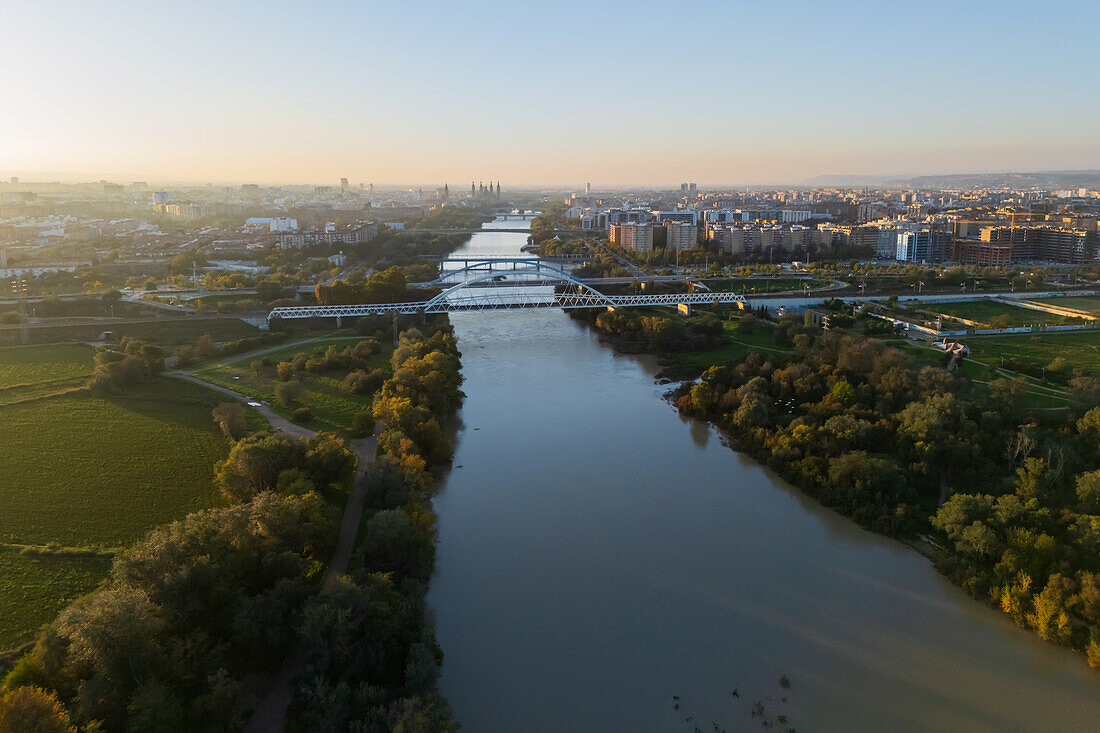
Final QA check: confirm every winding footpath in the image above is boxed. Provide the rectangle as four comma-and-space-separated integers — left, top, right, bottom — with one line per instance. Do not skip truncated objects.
165, 371, 377, 731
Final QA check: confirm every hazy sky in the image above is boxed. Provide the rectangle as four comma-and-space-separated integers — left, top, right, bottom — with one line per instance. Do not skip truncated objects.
2, 0, 1098, 186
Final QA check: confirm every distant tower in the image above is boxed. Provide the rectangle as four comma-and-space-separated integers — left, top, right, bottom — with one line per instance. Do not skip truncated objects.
470, 182, 475, 198
585, 181, 591, 195
495, 181, 500, 199
418, 187, 423, 199
340, 177, 349, 192
444, 183, 449, 200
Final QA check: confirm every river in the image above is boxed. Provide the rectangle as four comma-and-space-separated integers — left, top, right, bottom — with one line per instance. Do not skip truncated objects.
425, 219, 1100, 732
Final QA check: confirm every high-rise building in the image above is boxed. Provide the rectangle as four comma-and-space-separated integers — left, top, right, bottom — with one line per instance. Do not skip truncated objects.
610, 223, 653, 252
585, 182, 591, 194
896, 227, 947, 262
665, 222, 697, 251
9, 177, 17, 184
340, 177, 349, 191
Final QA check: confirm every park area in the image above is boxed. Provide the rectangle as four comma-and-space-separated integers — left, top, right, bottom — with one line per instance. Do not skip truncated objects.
192, 333, 393, 436
1032, 295, 1100, 316
965, 329, 1100, 380
923, 299, 1086, 327
0, 344, 236, 651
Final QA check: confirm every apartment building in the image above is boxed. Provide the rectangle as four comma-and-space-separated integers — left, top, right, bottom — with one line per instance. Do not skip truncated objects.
665, 222, 697, 251
610, 223, 654, 252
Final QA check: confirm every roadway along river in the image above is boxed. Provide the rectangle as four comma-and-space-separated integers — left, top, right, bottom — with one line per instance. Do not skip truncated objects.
425, 218, 1100, 732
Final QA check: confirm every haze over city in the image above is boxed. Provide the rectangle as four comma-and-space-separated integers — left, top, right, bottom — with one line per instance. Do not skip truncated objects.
3, 0, 1099, 185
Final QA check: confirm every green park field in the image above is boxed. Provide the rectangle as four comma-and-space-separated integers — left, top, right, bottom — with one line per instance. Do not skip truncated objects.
0, 344, 234, 650
0, 316, 260, 347
194, 335, 391, 435
965, 329, 1100, 379
926, 300, 1084, 327
1032, 295, 1100, 315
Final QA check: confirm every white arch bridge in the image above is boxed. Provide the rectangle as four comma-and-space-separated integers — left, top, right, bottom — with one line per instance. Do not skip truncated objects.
268, 261, 746, 320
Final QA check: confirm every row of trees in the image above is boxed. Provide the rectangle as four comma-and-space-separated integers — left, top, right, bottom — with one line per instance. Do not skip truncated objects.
289, 326, 465, 730
673, 319, 1100, 664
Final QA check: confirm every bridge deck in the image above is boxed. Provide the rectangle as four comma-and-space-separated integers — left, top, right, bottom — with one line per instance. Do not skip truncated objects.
269, 290, 746, 319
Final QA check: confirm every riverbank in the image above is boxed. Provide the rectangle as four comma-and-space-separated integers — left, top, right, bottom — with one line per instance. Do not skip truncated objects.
575, 305, 1100, 669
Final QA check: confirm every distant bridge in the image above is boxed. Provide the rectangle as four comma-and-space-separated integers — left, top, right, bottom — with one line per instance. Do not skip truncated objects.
268, 261, 744, 320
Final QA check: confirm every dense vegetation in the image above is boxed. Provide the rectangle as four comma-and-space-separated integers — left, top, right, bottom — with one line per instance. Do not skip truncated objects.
671, 315, 1100, 665
572, 308, 724, 353
0, 321, 466, 730
314, 266, 432, 307
289, 326, 464, 730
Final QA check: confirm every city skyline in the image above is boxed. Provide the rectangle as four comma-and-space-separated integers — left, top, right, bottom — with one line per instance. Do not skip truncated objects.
3, 0, 1098, 186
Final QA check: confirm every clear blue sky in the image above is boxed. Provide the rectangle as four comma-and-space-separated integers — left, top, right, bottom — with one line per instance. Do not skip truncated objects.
2, 0, 1097, 186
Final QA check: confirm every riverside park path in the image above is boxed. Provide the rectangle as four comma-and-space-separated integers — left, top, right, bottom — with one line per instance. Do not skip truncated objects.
166, 372, 377, 731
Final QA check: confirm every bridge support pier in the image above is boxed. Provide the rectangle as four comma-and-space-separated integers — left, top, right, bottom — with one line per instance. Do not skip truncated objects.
336, 316, 343, 328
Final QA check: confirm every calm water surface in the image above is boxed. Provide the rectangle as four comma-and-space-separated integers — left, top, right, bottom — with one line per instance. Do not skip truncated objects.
425, 221, 1100, 732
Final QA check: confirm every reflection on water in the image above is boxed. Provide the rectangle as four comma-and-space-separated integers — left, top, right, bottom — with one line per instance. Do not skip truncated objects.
425, 220, 1100, 732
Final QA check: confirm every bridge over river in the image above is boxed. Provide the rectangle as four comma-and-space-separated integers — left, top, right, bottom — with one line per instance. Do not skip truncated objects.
268, 259, 743, 320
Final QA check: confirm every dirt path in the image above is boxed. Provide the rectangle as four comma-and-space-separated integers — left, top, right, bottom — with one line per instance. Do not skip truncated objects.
168, 372, 376, 732
166, 372, 312, 439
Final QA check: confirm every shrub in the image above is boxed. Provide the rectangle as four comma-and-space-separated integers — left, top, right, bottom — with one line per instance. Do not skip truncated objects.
274, 380, 301, 406
292, 407, 312, 423
212, 402, 247, 440
343, 368, 385, 395
351, 409, 374, 438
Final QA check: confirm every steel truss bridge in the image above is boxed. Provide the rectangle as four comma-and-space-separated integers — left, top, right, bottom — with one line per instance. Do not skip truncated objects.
268, 259, 746, 320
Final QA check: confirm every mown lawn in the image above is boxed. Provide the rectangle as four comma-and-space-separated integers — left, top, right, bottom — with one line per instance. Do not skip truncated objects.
927, 300, 1084, 327
194, 336, 392, 435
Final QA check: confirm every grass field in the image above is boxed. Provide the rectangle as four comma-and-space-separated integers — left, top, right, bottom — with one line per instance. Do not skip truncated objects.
0, 344, 94, 388
890, 341, 1069, 409
194, 336, 391, 435
926, 300, 1084, 327
0, 549, 111, 652
0, 317, 260, 347
704, 277, 830, 294
965, 330, 1100, 379
1032, 295, 1100, 315
0, 383, 228, 547
0, 355, 233, 650
666, 320, 794, 373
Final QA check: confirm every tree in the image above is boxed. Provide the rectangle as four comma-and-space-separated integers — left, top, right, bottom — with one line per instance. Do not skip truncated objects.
212, 402, 247, 440
1076, 470, 1100, 513
0, 686, 75, 733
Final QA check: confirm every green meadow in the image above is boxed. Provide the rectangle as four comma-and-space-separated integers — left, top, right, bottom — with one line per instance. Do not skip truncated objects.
0, 344, 233, 650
